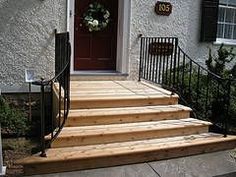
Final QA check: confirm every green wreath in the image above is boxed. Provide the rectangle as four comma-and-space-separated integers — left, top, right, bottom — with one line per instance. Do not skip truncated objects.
83, 2, 110, 32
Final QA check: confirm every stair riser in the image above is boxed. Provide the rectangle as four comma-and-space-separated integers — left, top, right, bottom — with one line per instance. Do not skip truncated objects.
51, 126, 209, 148
23, 139, 236, 175
70, 97, 179, 109
64, 111, 191, 127
70, 75, 128, 81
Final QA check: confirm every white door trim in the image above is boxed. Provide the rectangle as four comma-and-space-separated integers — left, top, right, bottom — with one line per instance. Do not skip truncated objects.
67, 0, 131, 75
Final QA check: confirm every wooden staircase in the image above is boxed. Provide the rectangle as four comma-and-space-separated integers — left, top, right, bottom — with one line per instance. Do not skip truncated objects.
18, 81, 236, 175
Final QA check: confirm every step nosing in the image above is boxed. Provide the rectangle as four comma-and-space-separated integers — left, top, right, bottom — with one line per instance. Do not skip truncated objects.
55, 124, 210, 138
68, 106, 191, 115
22, 134, 236, 165
68, 110, 189, 117
71, 97, 176, 102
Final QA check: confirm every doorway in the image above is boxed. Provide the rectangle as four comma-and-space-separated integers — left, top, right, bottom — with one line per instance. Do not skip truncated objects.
74, 0, 118, 71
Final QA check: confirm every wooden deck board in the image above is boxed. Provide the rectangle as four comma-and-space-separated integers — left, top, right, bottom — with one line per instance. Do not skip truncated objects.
19, 133, 236, 164
49, 118, 211, 148
18, 81, 236, 175
64, 105, 191, 126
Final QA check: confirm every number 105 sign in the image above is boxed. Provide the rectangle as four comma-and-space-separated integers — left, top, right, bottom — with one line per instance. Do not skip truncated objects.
155, 1, 172, 16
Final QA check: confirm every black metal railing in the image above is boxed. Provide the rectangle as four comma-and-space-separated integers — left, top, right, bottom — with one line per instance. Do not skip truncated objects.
139, 36, 234, 137
33, 31, 71, 157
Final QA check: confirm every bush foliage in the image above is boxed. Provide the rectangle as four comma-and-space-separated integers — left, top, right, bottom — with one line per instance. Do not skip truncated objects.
166, 44, 236, 132
0, 96, 29, 136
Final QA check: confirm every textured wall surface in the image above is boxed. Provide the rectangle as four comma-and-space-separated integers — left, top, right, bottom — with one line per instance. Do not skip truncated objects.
0, 0, 234, 92
128, 0, 217, 80
0, 0, 67, 92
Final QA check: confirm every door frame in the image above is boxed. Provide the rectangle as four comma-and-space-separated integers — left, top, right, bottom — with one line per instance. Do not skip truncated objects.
67, 0, 131, 74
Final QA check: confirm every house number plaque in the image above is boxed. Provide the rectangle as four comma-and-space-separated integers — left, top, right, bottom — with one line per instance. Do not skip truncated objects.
149, 42, 174, 56
155, 1, 172, 16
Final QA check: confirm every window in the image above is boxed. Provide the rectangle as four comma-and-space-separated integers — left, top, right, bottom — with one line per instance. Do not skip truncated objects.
217, 0, 236, 43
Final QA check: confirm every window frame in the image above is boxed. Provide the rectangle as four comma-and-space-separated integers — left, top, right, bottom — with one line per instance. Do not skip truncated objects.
216, 2, 236, 45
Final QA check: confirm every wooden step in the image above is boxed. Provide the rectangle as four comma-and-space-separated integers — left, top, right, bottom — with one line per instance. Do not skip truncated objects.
48, 118, 211, 148
64, 105, 191, 127
58, 81, 179, 109
70, 94, 179, 109
19, 133, 236, 175
70, 74, 128, 81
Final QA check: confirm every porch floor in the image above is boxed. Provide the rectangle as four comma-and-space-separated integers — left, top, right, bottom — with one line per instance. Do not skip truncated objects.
18, 81, 236, 175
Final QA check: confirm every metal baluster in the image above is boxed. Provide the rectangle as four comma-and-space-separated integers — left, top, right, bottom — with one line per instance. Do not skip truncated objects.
51, 82, 54, 140
144, 38, 148, 80
224, 78, 232, 137
63, 71, 66, 125
161, 38, 165, 85
158, 38, 162, 83
169, 38, 173, 87
58, 82, 62, 129
205, 74, 210, 119
165, 38, 169, 86
177, 47, 181, 89
181, 52, 186, 94
189, 60, 193, 96
196, 66, 201, 106
139, 37, 144, 81
154, 37, 158, 83
172, 38, 178, 89
148, 38, 152, 81
150, 38, 155, 82
40, 79, 46, 157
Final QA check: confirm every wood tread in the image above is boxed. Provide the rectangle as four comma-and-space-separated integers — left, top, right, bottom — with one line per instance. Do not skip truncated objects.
48, 118, 212, 148
19, 133, 236, 165
65, 105, 191, 126
68, 105, 191, 117
58, 118, 211, 136
18, 81, 236, 175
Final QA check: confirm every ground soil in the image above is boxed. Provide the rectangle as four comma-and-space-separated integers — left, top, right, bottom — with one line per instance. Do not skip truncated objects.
2, 138, 36, 177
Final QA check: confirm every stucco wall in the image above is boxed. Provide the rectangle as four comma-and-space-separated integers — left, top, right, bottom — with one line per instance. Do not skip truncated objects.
0, 0, 67, 92
1, 0, 235, 92
128, 0, 217, 80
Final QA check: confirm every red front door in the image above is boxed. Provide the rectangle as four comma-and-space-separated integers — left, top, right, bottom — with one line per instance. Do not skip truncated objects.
74, 0, 118, 70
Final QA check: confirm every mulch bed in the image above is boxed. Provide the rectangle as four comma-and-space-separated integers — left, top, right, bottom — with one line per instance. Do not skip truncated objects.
2, 138, 36, 177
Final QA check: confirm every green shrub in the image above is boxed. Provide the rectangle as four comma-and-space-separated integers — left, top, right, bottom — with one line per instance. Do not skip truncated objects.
165, 44, 236, 132
0, 96, 29, 136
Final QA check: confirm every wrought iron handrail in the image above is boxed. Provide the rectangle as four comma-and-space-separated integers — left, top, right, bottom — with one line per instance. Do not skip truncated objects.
139, 36, 234, 137
33, 31, 71, 157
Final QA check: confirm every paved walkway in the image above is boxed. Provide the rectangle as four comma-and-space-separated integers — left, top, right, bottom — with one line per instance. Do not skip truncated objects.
29, 150, 236, 177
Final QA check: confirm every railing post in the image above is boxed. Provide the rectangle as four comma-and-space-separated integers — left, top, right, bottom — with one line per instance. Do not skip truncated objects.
138, 34, 143, 82
172, 38, 178, 89
40, 78, 47, 157
0, 124, 6, 176
224, 78, 232, 137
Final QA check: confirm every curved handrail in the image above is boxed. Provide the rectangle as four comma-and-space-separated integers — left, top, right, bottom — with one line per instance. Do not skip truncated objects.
178, 47, 235, 82
32, 31, 71, 157
140, 36, 235, 82
32, 62, 70, 86
139, 36, 233, 137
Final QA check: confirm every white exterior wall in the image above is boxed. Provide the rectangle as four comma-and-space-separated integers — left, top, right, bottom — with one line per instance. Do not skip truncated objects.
128, 0, 215, 79
0, 0, 67, 92
0, 0, 231, 92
